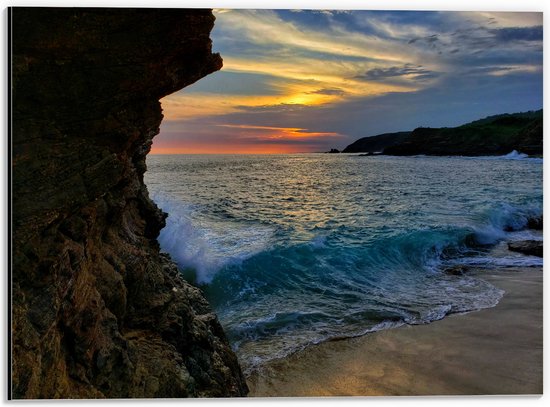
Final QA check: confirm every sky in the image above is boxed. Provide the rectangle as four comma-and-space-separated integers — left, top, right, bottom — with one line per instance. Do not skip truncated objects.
151, 9, 543, 154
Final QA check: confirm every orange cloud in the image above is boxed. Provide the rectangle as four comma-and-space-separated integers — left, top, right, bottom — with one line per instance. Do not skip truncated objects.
216, 124, 342, 140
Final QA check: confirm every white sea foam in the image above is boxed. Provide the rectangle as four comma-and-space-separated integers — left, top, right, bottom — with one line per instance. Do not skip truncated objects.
470, 202, 542, 245
502, 150, 529, 160
152, 193, 275, 283
465, 150, 542, 162
452, 255, 543, 268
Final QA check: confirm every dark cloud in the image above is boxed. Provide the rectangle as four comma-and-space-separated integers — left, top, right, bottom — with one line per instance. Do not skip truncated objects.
448, 26, 486, 49
490, 26, 543, 42
425, 34, 440, 43
307, 88, 346, 96
357, 64, 438, 81
448, 25, 542, 52
408, 24, 542, 59
408, 34, 439, 45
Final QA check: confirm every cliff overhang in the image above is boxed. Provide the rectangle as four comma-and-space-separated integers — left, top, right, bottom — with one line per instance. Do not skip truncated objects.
10, 7, 247, 398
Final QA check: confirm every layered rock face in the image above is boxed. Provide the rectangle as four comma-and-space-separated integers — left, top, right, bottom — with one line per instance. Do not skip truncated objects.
11, 8, 248, 398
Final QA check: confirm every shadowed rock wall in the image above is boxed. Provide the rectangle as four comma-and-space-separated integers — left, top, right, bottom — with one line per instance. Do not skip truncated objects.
11, 8, 248, 398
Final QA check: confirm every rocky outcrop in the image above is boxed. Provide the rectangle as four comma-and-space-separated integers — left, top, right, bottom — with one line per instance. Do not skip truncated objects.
508, 241, 543, 258
381, 111, 542, 156
506, 216, 543, 257
527, 215, 543, 231
11, 8, 247, 398
342, 131, 411, 154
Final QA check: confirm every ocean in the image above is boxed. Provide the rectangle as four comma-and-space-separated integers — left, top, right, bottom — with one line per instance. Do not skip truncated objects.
144, 153, 542, 373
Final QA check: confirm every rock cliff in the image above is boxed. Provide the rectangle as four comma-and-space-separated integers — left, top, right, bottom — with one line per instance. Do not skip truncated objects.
342, 131, 411, 154
382, 110, 542, 156
11, 8, 248, 398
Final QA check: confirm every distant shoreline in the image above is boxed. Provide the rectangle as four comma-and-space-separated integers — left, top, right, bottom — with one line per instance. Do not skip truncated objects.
341, 110, 542, 156
247, 266, 543, 396
147, 150, 543, 157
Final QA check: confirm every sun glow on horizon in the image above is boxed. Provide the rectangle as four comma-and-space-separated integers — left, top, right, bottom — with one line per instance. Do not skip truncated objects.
151, 123, 345, 154
149, 144, 315, 155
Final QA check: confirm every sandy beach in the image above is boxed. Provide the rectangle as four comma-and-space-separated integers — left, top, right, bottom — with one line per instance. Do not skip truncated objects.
247, 267, 543, 396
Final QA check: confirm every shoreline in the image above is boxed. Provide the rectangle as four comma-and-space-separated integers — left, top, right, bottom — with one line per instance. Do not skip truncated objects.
246, 266, 543, 396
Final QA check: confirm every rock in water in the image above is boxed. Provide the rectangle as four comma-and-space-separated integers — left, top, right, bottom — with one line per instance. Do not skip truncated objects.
508, 241, 543, 258
527, 216, 543, 230
442, 265, 470, 276
10, 8, 248, 398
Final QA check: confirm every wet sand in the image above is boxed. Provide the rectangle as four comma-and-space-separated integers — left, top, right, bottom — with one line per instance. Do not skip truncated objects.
247, 267, 543, 396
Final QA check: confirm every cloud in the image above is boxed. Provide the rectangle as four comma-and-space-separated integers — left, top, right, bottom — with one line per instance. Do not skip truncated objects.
396, 12, 541, 57
357, 64, 438, 81
464, 65, 541, 77
408, 34, 439, 45
233, 103, 310, 114
153, 10, 542, 154
490, 26, 543, 42
216, 124, 343, 140
152, 118, 346, 154
457, 11, 542, 29
307, 88, 347, 96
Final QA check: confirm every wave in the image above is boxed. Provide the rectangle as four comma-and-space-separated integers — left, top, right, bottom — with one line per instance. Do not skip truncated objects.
151, 193, 275, 284
151, 192, 540, 371
152, 196, 541, 286
373, 202, 542, 269
407, 151, 542, 162
468, 202, 542, 245
502, 150, 529, 159
447, 255, 542, 268
467, 150, 542, 162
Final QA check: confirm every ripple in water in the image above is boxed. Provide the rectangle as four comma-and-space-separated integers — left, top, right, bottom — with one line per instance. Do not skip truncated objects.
145, 153, 542, 372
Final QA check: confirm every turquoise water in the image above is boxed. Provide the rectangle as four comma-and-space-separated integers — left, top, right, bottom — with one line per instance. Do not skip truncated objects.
145, 153, 542, 372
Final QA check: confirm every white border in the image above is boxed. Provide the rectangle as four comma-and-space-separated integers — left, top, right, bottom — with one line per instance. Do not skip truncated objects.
1, 1, 547, 406
0, 0, 546, 11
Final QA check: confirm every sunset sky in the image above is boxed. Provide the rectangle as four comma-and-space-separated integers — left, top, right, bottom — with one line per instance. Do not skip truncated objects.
151, 9, 543, 154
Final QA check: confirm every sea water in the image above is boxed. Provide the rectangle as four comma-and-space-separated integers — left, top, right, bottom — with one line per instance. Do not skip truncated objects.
144, 153, 542, 372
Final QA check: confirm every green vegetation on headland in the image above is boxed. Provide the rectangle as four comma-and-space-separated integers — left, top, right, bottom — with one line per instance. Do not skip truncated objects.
342, 131, 411, 154
343, 110, 542, 156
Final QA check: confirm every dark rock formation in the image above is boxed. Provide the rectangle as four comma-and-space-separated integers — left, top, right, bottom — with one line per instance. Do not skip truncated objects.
382, 111, 542, 156
326, 148, 340, 153
11, 8, 247, 398
442, 265, 470, 276
342, 131, 411, 154
527, 215, 543, 231
508, 241, 543, 258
